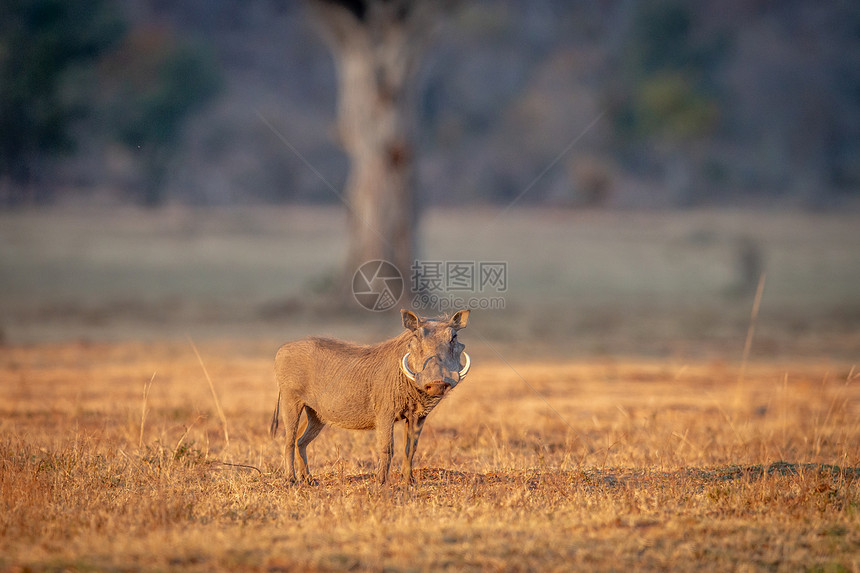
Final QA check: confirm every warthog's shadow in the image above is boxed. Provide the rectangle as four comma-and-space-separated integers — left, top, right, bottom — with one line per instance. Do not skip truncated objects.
297, 462, 858, 490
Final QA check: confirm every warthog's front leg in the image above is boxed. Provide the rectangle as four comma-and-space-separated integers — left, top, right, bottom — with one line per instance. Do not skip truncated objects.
375, 415, 395, 485
402, 415, 426, 485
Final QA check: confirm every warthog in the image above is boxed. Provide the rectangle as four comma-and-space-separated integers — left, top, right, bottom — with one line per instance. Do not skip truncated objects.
270, 309, 471, 485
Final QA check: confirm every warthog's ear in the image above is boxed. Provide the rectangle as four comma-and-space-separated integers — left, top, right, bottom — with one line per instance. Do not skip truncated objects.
401, 309, 421, 331
450, 309, 470, 330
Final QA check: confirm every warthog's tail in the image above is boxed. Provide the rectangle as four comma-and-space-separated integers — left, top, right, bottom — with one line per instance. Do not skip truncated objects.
269, 390, 281, 438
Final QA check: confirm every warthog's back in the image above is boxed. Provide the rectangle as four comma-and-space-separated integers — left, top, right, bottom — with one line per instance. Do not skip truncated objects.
274, 336, 402, 430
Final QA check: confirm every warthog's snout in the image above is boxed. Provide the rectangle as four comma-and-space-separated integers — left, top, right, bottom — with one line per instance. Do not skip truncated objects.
423, 381, 450, 396
400, 351, 470, 396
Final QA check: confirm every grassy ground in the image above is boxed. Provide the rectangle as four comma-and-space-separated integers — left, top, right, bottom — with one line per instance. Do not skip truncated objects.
1, 341, 858, 571
1, 206, 858, 571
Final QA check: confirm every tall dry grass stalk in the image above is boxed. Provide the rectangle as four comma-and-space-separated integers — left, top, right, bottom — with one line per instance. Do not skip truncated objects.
138, 371, 156, 449
188, 336, 230, 449
735, 272, 767, 408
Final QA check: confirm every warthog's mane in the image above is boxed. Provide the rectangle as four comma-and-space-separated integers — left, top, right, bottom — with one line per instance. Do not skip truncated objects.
303, 330, 418, 392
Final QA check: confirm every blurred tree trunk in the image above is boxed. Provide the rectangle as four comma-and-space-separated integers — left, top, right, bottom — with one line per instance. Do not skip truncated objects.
307, 0, 451, 301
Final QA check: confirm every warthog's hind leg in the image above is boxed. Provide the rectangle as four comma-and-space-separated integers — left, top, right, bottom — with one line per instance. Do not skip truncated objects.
279, 395, 303, 484
296, 406, 324, 483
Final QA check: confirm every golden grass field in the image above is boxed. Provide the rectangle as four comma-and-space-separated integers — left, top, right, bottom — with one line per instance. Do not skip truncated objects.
1, 341, 858, 572
1, 207, 859, 571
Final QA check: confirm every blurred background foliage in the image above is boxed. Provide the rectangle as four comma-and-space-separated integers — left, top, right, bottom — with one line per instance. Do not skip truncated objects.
100, 27, 222, 205
0, 0, 858, 208
0, 0, 125, 200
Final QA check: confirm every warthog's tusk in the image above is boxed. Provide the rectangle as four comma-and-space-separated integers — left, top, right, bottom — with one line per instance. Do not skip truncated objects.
400, 352, 471, 381
459, 352, 471, 379
400, 352, 417, 381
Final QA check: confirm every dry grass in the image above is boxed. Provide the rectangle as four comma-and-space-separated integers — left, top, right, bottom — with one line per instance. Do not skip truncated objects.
1, 341, 858, 572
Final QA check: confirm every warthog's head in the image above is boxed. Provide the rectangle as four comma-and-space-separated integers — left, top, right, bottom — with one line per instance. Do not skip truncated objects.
400, 309, 471, 397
